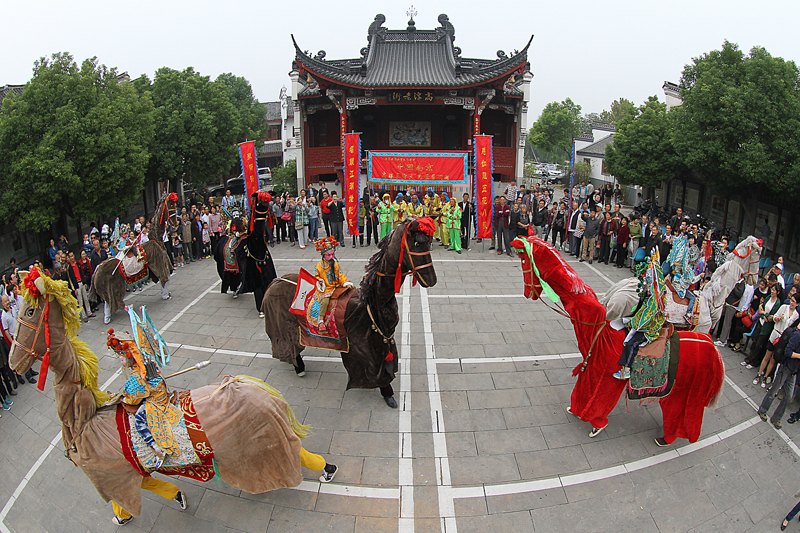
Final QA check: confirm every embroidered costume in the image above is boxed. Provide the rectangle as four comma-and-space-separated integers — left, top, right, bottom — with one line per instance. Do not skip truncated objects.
376, 194, 394, 241
307, 237, 354, 334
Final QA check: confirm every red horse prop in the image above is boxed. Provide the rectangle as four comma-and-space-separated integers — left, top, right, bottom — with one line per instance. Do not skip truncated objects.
511, 236, 725, 445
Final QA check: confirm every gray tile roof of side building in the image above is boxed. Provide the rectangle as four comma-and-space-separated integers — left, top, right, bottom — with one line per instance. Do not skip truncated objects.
263, 100, 294, 121
0, 84, 24, 110
293, 14, 531, 89
576, 134, 614, 157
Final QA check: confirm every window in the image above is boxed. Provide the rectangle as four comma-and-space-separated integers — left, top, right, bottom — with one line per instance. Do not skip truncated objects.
601, 160, 610, 175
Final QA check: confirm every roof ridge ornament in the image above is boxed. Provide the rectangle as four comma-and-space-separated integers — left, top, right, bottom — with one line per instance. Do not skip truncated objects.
437, 14, 455, 41
406, 5, 417, 33
367, 14, 386, 41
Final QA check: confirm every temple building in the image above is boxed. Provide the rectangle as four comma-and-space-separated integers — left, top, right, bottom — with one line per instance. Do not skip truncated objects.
288, 13, 532, 193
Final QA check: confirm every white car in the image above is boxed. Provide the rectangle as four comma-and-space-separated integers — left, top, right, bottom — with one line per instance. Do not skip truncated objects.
257, 167, 272, 188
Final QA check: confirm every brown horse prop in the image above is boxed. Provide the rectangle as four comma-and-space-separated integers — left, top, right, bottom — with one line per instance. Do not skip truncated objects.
511, 236, 725, 444
90, 191, 178, 323
262, 218, 437, 407
11, 269, 317, 518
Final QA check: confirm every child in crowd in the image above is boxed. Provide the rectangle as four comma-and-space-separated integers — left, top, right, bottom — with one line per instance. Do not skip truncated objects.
171, 231, 184, 267
201, 222, 211, 258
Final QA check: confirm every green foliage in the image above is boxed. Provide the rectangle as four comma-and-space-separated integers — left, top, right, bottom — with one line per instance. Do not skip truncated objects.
271, 160, 297, 195
573, 161, 592, 183
529, 98, 582, 158
0, 53, 154, 231
673, 41, 800, 203
605, 96, 686, 188
139, 67, 243, 190
215, 73, 267, 143
607, 98, 638, 126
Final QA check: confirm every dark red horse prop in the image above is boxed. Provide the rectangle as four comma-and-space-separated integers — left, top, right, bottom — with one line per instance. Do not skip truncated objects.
511, 236, 725, 445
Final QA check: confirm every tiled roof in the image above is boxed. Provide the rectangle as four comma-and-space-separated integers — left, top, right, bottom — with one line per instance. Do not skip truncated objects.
0, 84, 24, 110
293, 14, 531, 89
576, 134, 614, 158
262, 100, 295, 121
258, 142, 283, 155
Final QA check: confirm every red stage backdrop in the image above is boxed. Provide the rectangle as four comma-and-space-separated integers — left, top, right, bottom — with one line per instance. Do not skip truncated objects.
344, 133, 361, 236
474, 135, 494, 239
368, 151, 469, 185
238, 141, 260, 209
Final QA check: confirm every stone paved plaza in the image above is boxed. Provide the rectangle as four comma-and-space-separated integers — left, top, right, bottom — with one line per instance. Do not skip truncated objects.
0, 241, 797, 533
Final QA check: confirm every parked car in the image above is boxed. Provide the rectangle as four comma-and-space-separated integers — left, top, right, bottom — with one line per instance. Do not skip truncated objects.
226, 176, 245, 195
257, 167, 272, 188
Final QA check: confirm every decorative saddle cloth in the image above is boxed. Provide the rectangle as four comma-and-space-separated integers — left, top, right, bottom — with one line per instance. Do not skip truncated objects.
116, 390, 216, 482
628, 327, 681, 401
223, 236, 241, 273
118, 245, 149, 286
289, 269, 354, 352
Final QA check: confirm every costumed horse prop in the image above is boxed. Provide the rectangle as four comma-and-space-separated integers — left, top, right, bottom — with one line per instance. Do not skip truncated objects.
262, 218, 437, 407
10, 268, 332, 519
511, 236, 725, 444
603, 235, 761, 333
213, 217, 247, 295
239, 191, 278, 314
89, 192, 178, 323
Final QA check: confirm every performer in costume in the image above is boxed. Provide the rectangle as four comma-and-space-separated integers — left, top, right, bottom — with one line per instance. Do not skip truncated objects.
427, 191, 442, 241
313, 237, 355, 334
392, 193, 407, 229
407, 194, 424, 219
446, 197, 462, 254
376, 194, 394, 241
439, 193, 451, 248
614, 251, 667, 379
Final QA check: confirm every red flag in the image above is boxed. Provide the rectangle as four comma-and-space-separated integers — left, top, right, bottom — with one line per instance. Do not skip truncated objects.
238, 141, 260, 205
344, 133, 361, 236
474, 135, 493, 239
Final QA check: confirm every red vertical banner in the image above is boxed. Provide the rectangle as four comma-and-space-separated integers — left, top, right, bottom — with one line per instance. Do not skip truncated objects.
474, 135, 493, 239
344, 133, 361, 236
238, 141, 260, 204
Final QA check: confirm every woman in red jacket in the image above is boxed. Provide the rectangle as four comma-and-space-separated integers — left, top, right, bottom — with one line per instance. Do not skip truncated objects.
614, 217, 630, 268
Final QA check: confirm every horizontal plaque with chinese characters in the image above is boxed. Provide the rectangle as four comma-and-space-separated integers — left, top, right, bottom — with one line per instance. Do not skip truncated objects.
367, 151, 468, 185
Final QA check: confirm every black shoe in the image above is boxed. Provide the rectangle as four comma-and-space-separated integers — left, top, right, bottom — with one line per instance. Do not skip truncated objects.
30, 370, 38, 376
457, 250, 461, 254
174, 491, 187, 510
27, 378, 36, 384
588, 260, 592, 264
579, 259, 584, 262
8, 390, 16, 396
384, 396, 398, 408
489, 246, 495, 250
788, 414, 799, 424
320, 464, 338, 483
112, 516, 133, 526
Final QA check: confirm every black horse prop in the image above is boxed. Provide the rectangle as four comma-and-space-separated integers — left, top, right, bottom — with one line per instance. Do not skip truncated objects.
262, 217, 437, 407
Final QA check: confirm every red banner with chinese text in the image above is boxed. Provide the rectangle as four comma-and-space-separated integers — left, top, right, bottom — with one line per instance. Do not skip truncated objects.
368, 152, 468, 185
238, 141, 259, 207
343, 133, 361, 236
474, 136, 493, 239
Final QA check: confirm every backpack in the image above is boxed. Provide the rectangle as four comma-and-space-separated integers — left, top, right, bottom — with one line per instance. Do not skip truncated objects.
772, 326, 798, 365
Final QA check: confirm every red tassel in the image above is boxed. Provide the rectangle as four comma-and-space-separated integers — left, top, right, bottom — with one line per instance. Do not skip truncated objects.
385, 352, 394, 362
37, 303, 51, 391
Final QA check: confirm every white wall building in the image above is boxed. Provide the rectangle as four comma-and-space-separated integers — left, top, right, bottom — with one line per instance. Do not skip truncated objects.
574, 122, 616, 191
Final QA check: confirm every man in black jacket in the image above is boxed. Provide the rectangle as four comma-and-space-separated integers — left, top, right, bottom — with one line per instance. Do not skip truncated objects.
328, 192, 345, 243
567, 202, 582, 257
459, 193, 475, 250
760, 314, 800, 429
532, 199, 548, 238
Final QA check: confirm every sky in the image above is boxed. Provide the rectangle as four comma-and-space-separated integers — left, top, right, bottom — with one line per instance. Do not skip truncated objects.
3, 0, 800, 128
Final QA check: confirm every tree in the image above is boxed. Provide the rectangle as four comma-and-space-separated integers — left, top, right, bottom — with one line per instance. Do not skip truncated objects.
139, 67, 241, 192
672, 41, 800, 204
573, 160, 592, 183
215, 73, 266, 144
605, 96, 686, 191
0, 53, 154, 231
529, 98, 582, 158
271, 160, 297, 195
607, 98, 637, 127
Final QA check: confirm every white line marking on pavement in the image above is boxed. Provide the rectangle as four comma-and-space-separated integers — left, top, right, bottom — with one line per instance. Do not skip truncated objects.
273, 258, 516, 263
0, 278, 221, 533
565, 258, 615, 286
435, 353, 582, 365
450, 416, 758, 500
161, 280, 221, 332
420, 287, 457, 533
0, 367, 123, 533
427, 294, 526, 299
398, 281, 414, 533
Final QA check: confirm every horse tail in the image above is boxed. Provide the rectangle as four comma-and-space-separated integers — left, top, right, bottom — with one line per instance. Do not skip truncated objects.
233, 375, 310, 440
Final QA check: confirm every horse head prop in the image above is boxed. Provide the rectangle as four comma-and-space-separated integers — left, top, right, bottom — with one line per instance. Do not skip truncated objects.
729, 235, 762, 285
152, 192, 180, 237
361, 217, 438, 296
510, 235, 594, 302
389, 217, 437, 292
249, 191, 273, 233
10, 268, 108, 405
